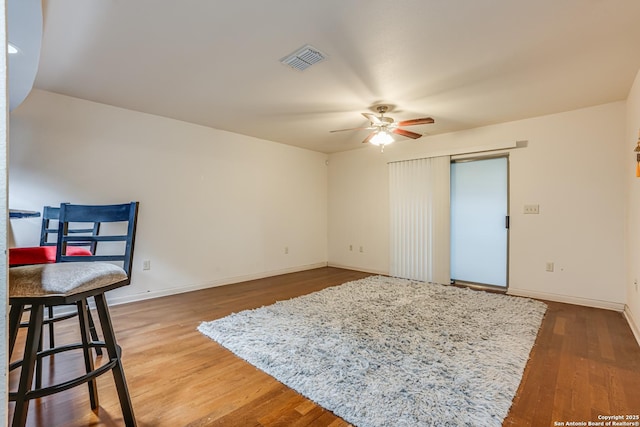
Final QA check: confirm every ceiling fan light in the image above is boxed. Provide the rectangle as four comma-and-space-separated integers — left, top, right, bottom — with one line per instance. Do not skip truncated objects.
370, 131, 394, 146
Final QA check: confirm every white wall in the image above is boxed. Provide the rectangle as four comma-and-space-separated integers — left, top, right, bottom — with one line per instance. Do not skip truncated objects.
329, 102, 627, 309
9, 90, 631, 312
328, 148, 390, 274
9, 89, 328, 303
625, 69, 640, 341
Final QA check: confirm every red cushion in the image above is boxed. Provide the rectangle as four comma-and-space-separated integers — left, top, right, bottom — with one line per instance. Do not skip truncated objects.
9, 246, 92, 266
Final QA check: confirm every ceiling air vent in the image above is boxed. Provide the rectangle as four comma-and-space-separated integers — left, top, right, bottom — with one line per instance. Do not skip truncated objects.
280, 44, 326, 71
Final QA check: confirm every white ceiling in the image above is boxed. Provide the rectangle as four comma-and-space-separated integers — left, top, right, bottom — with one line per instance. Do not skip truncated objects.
32, 0, 640, 153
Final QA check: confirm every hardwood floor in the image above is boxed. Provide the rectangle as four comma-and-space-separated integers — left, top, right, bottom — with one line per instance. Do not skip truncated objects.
8, 267, 640, 426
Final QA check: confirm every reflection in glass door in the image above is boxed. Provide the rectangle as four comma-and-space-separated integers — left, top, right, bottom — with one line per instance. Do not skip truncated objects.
450, 156, 508, 288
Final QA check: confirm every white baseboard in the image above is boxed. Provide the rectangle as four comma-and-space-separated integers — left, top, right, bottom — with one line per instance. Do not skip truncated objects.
326, 262, 387, 276
106, 262, 329, 307
507, 288, 625, 312
623, 305, 640, 347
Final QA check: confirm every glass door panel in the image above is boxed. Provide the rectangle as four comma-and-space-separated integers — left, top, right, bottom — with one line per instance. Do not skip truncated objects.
450, 157, 508, 288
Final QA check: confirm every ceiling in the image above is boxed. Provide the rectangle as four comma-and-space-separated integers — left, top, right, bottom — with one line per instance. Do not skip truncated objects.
31, 0, 640, 153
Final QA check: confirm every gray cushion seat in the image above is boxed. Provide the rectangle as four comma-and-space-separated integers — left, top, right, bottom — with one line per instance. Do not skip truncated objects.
10, 262, 127, 298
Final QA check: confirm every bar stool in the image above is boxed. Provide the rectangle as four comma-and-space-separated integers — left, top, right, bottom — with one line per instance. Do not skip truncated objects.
8, 202, 139, 427
10, 205, 101, 358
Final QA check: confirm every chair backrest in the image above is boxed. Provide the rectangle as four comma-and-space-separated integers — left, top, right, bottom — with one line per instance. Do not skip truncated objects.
39, 206, 59, 246
40, 206, 101, 253
56, 202, 139, 277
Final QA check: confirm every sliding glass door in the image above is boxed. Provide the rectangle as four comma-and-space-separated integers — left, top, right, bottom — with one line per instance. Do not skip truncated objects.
450, 156, 508, 288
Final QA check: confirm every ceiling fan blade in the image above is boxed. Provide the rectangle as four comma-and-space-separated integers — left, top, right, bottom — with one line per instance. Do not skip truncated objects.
329, 126, 373, 133
397, 117, 435, 126
362, 112, 382, 125
362, 133, 376, 144
393, 128, 422, 139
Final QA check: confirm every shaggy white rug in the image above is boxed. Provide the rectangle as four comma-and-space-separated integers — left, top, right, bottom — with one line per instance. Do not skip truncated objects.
198, 276, 547, 427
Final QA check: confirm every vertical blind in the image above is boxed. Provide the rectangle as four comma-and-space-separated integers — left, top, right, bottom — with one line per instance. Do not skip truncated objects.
389, 156, 451, 284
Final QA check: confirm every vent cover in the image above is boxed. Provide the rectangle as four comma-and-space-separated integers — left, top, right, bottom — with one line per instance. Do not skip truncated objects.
280, 44, 326, 71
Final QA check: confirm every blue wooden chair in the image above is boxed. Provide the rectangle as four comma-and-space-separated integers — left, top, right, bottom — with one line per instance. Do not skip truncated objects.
9, 205, 99, 266
8, 202, 139, 427
41, 205, 101, 254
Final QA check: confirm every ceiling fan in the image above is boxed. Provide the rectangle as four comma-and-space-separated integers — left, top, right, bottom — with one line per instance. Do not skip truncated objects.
330, 105, 435, 149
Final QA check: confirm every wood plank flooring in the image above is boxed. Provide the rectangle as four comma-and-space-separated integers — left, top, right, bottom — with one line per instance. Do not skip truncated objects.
8, 267, 640, 426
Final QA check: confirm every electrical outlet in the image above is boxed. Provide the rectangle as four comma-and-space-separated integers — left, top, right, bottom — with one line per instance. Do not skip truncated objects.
359, 246, 364, 253
545, 262, 554, 272
524, 204, 540, 214
349, 245, 353, 251
284, 246, 289, 254
143, 260, 151, 271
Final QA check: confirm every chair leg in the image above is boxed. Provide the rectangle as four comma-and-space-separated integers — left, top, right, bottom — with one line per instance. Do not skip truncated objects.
94, 293, 137, 427
35, 332, 43, 390
47, 306, 55, 349
12, 303, 44, 427
86, 299, 103, 356
37, 305, 55, 389
77, 299, 99, 410
8, 304, 25, 358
